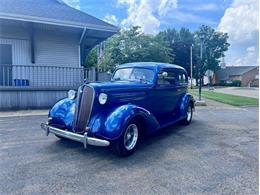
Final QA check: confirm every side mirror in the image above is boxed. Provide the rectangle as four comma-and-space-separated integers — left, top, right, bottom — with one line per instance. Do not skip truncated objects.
158, 71, 168, 79
157, 71, 176, 85
162, 72, 168, 77
106, 70, 112, 75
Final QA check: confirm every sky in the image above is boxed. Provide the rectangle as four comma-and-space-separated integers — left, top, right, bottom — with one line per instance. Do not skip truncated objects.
63, 0, 259, 67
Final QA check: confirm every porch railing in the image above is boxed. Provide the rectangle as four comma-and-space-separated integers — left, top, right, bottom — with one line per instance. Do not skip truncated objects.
0, 65, 96, 88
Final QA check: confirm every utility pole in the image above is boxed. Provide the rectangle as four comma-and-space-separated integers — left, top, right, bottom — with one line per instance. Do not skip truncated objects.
199, 37, 204, 101
190, 44, 193, 89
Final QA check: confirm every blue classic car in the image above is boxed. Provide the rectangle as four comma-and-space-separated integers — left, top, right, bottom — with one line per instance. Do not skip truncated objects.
41, 62, 195, 156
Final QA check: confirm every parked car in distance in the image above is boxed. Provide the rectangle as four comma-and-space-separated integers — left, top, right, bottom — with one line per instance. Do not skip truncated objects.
41, 62, 195, 156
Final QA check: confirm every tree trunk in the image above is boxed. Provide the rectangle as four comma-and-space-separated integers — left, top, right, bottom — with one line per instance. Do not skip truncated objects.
195, 78, 199, 86
201, 76, 204, 86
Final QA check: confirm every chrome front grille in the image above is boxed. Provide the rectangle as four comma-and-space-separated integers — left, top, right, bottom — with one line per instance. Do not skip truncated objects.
73, 85, 95, 133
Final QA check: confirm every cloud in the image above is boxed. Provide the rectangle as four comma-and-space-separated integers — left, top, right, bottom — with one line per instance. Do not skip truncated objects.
190, 3, 219, 11
232, 46, 259, 67
179, 3, 221, 12
118, 0, 177, 34
158, 0, 178, 16
164, 11, 217, 26
194, 3, 219, 11
63, 0, 80, 10
104, 14, 119, 25
218, 0, 259, 66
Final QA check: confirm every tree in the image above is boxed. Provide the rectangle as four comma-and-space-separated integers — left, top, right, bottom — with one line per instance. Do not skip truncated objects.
85, 26, 172, 71
157, 26, 230, 85
85, 47, 97, 68
85, 25, 230, 81
194, 25, 230, 83
156, 28, 195, 76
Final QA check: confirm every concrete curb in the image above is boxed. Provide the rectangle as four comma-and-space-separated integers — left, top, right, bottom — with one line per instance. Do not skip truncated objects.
0, 110, 48, 118
195, 100, 207, 106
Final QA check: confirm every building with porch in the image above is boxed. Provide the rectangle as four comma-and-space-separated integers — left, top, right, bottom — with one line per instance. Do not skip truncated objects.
0, 0, 118, 110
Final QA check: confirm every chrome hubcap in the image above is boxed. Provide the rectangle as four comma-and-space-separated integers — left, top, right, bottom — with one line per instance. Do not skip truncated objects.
124, 124, 138, 150
187, 106, 192, 122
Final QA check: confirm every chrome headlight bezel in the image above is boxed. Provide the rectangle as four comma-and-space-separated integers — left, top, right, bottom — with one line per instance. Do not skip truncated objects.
68, 90, 76, 100
98, 93, 108, 105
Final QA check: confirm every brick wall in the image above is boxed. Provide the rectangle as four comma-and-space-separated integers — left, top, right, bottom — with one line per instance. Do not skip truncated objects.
241, 68, 258, 87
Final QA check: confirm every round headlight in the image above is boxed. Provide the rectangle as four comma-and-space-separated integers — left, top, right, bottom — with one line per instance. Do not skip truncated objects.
68, 90, 76, 100
99, 93, 108, 105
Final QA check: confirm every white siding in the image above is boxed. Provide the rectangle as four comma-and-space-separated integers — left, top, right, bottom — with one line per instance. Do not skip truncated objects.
0, 38, 31, 65
0, 23, 80, 67
32, 28, 81, 86
0, 23, 30, 40
0, 23, 81, 87
35, 29, 80, 67
0, 23, 31, 65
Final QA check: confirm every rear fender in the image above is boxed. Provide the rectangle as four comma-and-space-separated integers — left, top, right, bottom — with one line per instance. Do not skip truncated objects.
179, 93, 195, 117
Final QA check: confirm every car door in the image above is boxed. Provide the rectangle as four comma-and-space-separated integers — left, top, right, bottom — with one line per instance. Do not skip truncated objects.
148, 68, 182, 123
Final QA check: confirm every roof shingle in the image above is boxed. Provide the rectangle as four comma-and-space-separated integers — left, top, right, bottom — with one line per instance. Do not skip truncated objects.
0, 0, 118, 31
217, 66, 257, 80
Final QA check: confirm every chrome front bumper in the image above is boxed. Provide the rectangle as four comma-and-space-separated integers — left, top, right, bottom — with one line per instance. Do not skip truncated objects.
40, 123, 110, 148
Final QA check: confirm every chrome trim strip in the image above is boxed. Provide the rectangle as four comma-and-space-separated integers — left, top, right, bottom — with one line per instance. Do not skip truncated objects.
41, 123, 110, 148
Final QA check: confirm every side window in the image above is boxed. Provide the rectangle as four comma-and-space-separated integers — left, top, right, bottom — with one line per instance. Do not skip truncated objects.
157, 69, 176, 86
177, 71, 188, 85
183, 74, 188, 83
178, 74, 182, 82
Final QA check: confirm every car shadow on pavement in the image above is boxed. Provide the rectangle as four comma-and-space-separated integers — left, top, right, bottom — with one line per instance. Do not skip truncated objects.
47, 119, 202, 164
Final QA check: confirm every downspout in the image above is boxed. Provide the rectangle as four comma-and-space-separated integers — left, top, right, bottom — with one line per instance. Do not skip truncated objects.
79, 27, 87, 67
30, 22, 35, 64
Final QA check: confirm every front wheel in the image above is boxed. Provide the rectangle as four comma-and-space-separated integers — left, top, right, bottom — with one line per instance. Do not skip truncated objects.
181, 103, 193, 125
111, 119, 140, 157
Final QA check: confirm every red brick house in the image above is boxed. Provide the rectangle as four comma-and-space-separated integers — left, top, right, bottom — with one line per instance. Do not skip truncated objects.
214, 66, 259, 87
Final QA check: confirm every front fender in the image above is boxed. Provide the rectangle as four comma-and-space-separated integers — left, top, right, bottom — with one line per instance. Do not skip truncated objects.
49, 98, 75, 130
89, 104, 160, 140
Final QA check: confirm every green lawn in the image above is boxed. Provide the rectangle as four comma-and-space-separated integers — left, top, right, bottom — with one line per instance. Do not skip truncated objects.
189, 89, 259, 106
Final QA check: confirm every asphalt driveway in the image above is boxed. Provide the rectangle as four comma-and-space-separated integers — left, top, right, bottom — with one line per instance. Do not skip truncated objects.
0, 104, 258, 195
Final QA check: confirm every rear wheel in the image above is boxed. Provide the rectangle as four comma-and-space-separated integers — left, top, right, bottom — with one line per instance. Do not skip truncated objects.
111, 119, 140, 157
181, 103, 193, 125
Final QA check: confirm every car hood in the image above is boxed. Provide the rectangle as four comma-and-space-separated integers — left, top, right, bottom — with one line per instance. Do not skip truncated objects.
88, 80, 153, 92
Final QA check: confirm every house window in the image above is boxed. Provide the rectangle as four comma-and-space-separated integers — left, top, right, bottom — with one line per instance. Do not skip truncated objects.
0, 44, 12, 86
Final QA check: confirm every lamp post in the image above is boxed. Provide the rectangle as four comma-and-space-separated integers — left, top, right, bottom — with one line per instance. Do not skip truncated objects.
190, 44, 193, 89
199, 35, 205, 101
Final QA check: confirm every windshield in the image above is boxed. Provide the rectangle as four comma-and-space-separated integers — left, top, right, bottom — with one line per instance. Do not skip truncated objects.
112, 68, 155, 83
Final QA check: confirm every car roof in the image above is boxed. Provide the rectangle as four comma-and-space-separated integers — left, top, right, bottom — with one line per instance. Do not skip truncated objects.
117, 62, 186, 72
